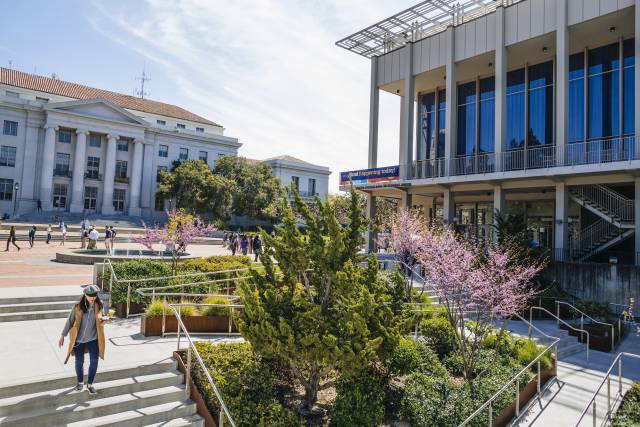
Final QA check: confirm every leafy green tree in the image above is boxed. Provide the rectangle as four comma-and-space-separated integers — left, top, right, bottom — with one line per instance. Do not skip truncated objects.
214, 156, 281, 220
157, 160, 233, 219
327, 192, 397, 231
237, 187, 401, 411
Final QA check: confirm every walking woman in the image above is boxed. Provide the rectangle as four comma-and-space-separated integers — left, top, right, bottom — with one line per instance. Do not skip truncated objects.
4, 225, 20, 251
58, 285, 106, 395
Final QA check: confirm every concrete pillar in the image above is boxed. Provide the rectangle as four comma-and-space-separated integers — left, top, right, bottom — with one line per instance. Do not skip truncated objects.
635, 0, 640, 159
140, 143, 154, 210
493, 185, 506, 242
495, 6, 506, 171
128, 138, 144, 216
400, 43, 414, 179
39, 124, 57, 211
17, 116, 40, 214
443, 189, 455, 225
366, 194, 377, 253
555, 182, 569, 259
70, 129, 88, 213
368, 56, 379, 169
635, 177, 640, 265
556, 0, 568, 165
401, 191, 413, 209
101, 134, 118, 214
444, 26, 457, 175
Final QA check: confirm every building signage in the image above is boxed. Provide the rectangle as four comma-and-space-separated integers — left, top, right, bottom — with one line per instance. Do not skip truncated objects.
340, 165, 400, 186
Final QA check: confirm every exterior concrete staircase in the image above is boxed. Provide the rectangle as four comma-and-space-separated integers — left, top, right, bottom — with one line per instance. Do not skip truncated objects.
569, 184, 635, 261
0, 359, 202, 426
0, 294, 77, 322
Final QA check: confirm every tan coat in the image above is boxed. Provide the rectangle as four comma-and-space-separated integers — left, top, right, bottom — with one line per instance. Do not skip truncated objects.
64, 301, 106, 364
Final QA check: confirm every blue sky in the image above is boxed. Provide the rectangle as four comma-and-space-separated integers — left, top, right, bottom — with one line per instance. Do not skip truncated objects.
1, 0, 414, 192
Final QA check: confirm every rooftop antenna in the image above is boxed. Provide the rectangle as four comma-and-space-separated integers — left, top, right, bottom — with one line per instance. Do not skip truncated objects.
135, 64, 151, 99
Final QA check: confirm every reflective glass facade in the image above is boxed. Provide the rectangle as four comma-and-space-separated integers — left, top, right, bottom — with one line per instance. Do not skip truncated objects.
478, 77, 495, 153
418, 89, 446, 160
437, 89, 446, 158
506, 68, 525, 150
457, 81, 476, 156
623, 38, 635, 136
568, 52, 585, 142
527, 61, 554, 146
454, 77, 494, 156
588, 42, 620, 139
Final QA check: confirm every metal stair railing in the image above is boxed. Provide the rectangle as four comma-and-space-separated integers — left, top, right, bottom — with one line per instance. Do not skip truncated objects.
570, 219, 620, 259
570, 185, 634, 223
555, 301, 616, 352
574, 352, 640, 427
530, 306, 589, 361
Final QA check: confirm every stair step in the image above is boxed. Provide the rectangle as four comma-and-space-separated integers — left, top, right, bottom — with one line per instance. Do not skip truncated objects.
63, 400, 199, 427
142, 415, 204, 427
0, 371, 184, 417
557, 343, 585, 358
0, 295, 78, 305
0, 309, 70, 322
0, 301, 75, 314
0, 385, 187, 426
0, 359, 175, 399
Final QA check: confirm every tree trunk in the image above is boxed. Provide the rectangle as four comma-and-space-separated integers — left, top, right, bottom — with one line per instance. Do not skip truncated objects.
303, 373, 320, 411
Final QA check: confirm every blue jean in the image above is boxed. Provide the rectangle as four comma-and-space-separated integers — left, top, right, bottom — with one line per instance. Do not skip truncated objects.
73, 339, 99, 384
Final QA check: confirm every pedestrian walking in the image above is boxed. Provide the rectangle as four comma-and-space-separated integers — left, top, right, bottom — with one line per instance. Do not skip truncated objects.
252, 234, 262, 262
58, 285, 108, 395
109, 226, 117, 249
46, 224, 52, 244
222, 232, 228, 248
37, 199, 42, 212
104, 227, 111, 251
88, 226, 99, 250
240, 235, 248, 256
28, 225, 36, 248
230, 233, 237, 256
59, 221, 67, 246
4, 225, 20, 251
80, 228, 88, 249
248, 234, 253, 254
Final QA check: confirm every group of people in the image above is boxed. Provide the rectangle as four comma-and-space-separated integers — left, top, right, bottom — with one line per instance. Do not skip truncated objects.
223, 231, 264, 261
80, 223, 117, 250
3, 219, 117, 251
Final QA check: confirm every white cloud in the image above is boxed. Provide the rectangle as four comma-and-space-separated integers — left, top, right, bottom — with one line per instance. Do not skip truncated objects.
90, 0, 411, 192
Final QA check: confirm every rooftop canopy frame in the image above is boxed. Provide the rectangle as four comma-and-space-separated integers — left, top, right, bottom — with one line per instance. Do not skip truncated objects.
336, 0, 522, 58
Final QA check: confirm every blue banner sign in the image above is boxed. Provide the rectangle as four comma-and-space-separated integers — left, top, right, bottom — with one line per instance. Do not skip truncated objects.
340, 165, 400, 186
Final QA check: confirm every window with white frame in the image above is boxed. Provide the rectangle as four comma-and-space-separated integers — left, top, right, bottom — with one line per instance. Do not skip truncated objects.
55, 153, 71, 176
113, 189, 126, 212
176, 123, 186, 129
115, 160, 128, 179
86, 156, 100, 180
158, 145, 168, 157
0, 178, 13, 200
3, 120, 17, 136
199, 151, 208, 163
89, 134, 101, 148
117, 139, 129, 151
53, 183, 68, 208
157, 119, 166, 126
0, 146, 16, 167
196, 127, 204, 133
84, 186, 97, 210
308, 178, 316, 195
58, 129, 72, 143
179, 148, 188, 161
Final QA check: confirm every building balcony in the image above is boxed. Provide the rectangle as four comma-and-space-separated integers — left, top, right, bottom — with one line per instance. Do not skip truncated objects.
114, 176, 129, 184
53, 168, 72, 178
84, 171, 102, 181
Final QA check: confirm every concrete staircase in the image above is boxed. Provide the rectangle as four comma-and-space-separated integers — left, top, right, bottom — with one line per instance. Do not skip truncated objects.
0, 294, 77, 323
0, 359, 202, 427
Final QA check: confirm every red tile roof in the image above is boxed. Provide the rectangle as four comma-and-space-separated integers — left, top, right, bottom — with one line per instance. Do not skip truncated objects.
0, 67, 219, 126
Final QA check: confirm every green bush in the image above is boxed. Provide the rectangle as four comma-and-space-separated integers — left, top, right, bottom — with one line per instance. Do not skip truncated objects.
145, 299, 168, 317
104, 260, 173, 304
176, 303, 197, 317
612, 381, 640, 426
192, 341, 301, 427
387, 337, 447, 377
517, 339, 553, 371
332, 368, 386, 427
575, 300, 613, 321
420, 316, 457, 359
201, 296, 231, 316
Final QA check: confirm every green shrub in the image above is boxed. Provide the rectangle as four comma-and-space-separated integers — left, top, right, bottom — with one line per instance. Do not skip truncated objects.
201, 296, 231, 316
517, 339, 553, 371
145, 299, 168, 317
103, 260, 173, 304
612, 381, 640, 426
483, 329, 518, 358
420, 316, 456, 359
575, 300, 613, 321
192, 341, 301, 427
387, 337, 447, 377
332, 368, 386, 427
176, 303, 197, 317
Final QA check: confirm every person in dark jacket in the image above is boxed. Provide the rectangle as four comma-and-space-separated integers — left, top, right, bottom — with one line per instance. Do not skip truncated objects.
5, 226, 20, 251
28, 225, 36, 248
252, 235, 262, 262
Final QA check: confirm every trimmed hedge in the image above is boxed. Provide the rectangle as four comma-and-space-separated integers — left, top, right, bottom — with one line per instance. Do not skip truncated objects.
332, 368, 387, 427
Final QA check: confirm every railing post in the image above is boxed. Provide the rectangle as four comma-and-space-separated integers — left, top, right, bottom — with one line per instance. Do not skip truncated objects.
607, 377, 611, 416
488, 402, 492, 427
126, 284, 131, 319
515, 381, 520, 417
556, 302, 560, 326
162, 296, 167, 338
177, 306, 182, 349
612, 326, 615, 352
619, 358, 623, 395
537, 360, 541, 394
219, 411, 225, 427
186, 345, 192, 398
593, 400, 597, 427
581, 315, 583, 332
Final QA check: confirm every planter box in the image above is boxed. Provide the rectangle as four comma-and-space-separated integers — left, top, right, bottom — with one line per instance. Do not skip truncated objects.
114, 302, 145, 318
558, 324, 625, 352
493, 358, 557, 427
174, 350, 217, 427
141, 314, 237, 336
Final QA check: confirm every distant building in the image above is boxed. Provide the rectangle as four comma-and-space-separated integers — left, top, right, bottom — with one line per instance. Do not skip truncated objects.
0, 67, 240, 217
263, 155, 330, 199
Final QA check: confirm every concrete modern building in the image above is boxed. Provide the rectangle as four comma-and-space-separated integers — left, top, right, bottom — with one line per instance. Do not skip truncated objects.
263, 155, 330, 199
338, 0, 640, 264
0, 68, 240, 218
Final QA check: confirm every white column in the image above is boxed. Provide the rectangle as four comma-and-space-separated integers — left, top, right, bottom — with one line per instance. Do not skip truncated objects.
555, 182, 569, 259
20, 120, 40, 213
128, 138, 144, 216
495, 6, 506, 171
140, 143, 154, 210
368, 56, 379, 169
635, 177, 640, 265
40, 124, 57, 211
70, 129, 88, 213
443, 189, 455, 225
556, 0, 569, 165
444, 26, 457, 175
400, 42, 415, 179
493, 185, 506, 242
101, 134, 118, 214
366, 193, 377, 253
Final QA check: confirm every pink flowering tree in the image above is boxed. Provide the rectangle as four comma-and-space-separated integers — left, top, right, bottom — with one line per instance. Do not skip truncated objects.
390, 209, 544, 380
134, 209, 216, 274
388, 208, 426, 299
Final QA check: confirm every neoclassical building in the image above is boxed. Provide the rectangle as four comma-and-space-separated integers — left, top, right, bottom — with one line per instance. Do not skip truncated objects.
0, 67, 240, 217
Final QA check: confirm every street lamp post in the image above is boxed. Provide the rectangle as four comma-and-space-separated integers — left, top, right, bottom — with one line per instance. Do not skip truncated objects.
12, 182, 19, 217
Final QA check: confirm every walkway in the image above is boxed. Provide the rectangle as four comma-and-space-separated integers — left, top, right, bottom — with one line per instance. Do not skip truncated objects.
508, 319, 640, 426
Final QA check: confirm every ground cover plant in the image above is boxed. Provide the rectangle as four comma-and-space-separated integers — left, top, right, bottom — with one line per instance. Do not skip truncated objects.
611, 381, 640, 426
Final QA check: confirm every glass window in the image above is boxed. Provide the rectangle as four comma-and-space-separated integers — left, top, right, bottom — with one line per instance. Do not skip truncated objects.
0, 178, 12, 200
568, 52, 585, 143
176, 123, 186, 129
157, 119, 166, 126
55, 153, 70, 176
623, 38, 635, 136
437, 89, 446, 158
291, 176, 299, 191
179, 148, 188, 161
113, 189, 125, 212
528, 61, 554, 146
53, 183, 67, 208
84, 186, 97, 210
89, 135, 101, 148
418, 92, 436, 160
199, 150, 208, 163
506, 68, 525, 150
456, 81, 476, 156
115, 160, 128, 178
308, 178, 316, 195
0, 145, 16, 167
3, 120, 17, 136
588, 42, 620, 139
58, 130, 72, 143
479, 77, 495, 153
155, 193, 165, 211
196, 127, 204, 133
158, 144, 168, 157
117, 140, 129, 151
5, 91, 19, 98
86, 156, 100, 180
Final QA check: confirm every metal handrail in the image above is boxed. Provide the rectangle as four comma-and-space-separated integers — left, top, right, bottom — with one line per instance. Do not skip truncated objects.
570, 184, 634, 222
168, 303, 237, 427
573, 352, 640, 427
556, 301, 616, 352
530, 306, 589, 361
570, 219, 618, 258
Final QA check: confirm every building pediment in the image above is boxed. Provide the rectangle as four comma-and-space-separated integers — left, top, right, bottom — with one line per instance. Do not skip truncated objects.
45, 98, 149, 126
